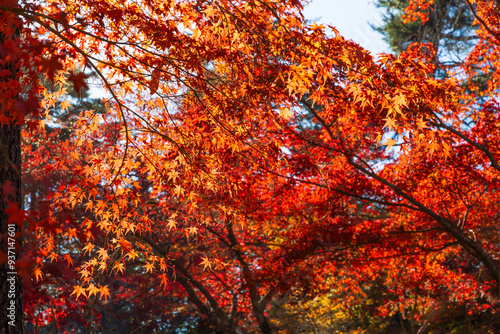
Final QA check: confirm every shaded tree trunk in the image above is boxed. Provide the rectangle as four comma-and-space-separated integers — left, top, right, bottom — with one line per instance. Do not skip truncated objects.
0, 7, 23, 333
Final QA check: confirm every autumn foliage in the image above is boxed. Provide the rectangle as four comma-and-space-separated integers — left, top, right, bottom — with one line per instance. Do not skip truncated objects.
1, 0, 500, 332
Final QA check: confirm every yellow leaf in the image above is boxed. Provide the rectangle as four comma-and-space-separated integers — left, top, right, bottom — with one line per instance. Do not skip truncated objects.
200, 256, 212, 270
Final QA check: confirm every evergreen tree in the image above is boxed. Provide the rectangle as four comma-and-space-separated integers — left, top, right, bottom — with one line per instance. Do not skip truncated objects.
373, 0, 477, 69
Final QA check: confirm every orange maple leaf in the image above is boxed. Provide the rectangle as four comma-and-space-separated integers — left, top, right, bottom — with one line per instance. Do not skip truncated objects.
117, 238, 132, 253
71, 285, 87, 300
34, 268, 43, 282
99, 285, 111, 301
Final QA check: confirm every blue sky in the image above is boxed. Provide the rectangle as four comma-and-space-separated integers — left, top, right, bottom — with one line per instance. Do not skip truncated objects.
303, 0, 389, 54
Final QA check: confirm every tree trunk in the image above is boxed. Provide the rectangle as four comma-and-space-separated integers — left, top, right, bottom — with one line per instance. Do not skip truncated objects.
0, 8, 23, 333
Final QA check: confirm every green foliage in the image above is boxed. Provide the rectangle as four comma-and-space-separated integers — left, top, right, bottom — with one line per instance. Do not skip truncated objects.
373, 0, 477, 66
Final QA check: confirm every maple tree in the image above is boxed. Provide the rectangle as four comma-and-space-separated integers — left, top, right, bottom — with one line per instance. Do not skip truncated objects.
1, 0, 500, 332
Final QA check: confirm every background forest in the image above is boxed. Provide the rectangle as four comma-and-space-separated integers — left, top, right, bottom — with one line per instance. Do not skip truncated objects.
0, 0, 500, 333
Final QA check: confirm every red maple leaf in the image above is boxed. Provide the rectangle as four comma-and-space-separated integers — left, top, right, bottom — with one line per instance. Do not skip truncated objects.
68, 71, 89, 93
4, 201, 24, 226
37, 56, 64, 82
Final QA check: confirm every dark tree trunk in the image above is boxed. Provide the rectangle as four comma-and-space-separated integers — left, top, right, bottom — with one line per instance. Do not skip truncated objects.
0, 122, 23, 334
0, 8, 23, 334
